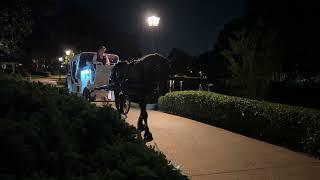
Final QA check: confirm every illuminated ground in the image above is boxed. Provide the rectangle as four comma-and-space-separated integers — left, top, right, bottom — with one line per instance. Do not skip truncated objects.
127, 108, 320, 180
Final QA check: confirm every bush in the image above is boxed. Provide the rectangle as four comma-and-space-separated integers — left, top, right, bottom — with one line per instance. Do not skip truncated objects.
159, 91, 320, 158
0, 75, 187, 179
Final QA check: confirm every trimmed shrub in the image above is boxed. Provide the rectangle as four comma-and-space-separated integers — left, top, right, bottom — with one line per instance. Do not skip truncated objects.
0, 75, 187, 180
159, 91, 320, 158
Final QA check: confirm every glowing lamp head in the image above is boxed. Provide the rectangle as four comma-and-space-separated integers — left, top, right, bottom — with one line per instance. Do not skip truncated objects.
65, 50, 71, 56
58, 57, 63, 62
147, 16, 160, 27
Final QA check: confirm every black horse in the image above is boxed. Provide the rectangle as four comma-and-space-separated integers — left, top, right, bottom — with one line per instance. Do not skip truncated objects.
110, 53, 185, 142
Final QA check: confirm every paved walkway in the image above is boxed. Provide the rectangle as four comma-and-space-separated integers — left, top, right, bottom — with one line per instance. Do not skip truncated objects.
31, 75, 65, 86
126, 108, 320, 180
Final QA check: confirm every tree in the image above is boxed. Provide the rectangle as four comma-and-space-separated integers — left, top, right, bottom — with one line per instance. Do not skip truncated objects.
168, 48, 192, 76
244, 0, 320, 78
203, 19, 246, 80
222, 27, 281, 98
0, 0, 32, 58
1, 0, 56, 61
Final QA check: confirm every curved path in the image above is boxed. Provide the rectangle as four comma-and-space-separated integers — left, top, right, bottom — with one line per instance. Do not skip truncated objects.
126, 108, 320, 180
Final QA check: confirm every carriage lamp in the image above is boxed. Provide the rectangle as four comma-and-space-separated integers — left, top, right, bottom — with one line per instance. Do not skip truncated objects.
58, 57, 63, 62
81, 69, 91, 75
80, 68, 93, 93
147, 16, 160, 27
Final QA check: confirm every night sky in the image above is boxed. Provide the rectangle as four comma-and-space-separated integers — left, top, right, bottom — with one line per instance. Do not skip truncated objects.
71, 0, 244, 56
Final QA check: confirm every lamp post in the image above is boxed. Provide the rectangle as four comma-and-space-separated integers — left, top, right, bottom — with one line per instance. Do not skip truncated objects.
64, 49, 74, 72
147, 16, 160, 52
58, 57, 63, 80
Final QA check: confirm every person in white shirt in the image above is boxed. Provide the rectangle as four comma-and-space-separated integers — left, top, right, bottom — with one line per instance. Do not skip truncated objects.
97, 46, 110, 66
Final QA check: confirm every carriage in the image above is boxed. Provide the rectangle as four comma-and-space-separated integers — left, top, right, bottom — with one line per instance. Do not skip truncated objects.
66, 52, 130, 114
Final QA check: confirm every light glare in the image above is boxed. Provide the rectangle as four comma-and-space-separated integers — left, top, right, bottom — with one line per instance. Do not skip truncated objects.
147, 16, 160, 27
65, 50, 71, 56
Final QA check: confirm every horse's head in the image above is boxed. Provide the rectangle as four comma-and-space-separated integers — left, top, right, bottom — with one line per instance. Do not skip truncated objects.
111, 61, 130, 83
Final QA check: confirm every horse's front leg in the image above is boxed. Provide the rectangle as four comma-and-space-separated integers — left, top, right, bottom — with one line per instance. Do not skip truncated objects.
138, 103, 153, 142
137, 102, 147, 131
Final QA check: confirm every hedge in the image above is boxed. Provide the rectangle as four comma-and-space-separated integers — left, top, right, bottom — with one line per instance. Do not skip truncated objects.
158, 91, 320, 158
0, 74, 188, 180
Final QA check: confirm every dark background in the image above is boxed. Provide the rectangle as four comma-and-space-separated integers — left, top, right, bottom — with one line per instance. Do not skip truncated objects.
73, 0, 244, 55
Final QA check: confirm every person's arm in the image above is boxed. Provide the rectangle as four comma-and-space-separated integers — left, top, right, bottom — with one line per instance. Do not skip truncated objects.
104, 53, 111, 66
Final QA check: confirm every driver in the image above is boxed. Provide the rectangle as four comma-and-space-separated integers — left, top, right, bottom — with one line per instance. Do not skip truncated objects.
97, 46, 110, 66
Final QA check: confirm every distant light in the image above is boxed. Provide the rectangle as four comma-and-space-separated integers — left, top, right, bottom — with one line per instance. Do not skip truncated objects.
58, 57, 63, 62
65, 50, 71, 56
60, 65, 64, 68
147, 16, 160, 27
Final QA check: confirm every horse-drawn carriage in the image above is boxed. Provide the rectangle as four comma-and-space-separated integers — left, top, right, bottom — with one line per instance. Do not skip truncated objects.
66, 52, 130, 114
66, 52, 184, 142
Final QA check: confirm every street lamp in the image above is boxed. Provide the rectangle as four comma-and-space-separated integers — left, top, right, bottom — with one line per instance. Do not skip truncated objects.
65, 50, 71, 56
147, 16, 160, 52
58, 57, 64, 80
147, 16, 160, 27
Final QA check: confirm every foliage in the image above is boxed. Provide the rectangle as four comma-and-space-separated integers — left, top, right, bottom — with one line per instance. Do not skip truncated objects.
159, 91, 320, 158
265, 78, 320, 109
0, 75, 188, 179
244, 0, 320, 78
168, 48, 192, 76
206, 18, 246, 79
0, 0, 56, 59
212, 1, 319, 100
221, 27, 282, 99
0, 0, 32, 57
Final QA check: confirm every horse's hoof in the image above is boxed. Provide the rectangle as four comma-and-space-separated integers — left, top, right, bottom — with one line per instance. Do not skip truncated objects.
144, 131, 153, 142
